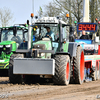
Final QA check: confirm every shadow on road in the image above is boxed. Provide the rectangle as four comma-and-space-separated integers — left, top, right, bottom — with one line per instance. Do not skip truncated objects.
0, 80, 9, 84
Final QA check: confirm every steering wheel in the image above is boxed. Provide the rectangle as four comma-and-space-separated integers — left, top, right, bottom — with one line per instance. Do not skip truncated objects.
11, 36, 22, 44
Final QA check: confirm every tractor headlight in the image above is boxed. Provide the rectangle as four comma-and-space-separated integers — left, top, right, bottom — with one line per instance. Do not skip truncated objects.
41, 20, 45, 23
37, 20, 41, 23
41, 53, 45, 57
5, 45, 11, 48
51, 20, 55, 23
46, 20, 50, 23
0, 45, 3, 48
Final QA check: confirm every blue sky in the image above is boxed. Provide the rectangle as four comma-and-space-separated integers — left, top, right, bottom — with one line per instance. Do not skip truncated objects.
0, 0, 52, 25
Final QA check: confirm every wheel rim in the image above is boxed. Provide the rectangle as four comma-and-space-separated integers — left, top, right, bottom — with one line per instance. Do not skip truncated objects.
80, 51, 84, 81
66, 62, 69, 80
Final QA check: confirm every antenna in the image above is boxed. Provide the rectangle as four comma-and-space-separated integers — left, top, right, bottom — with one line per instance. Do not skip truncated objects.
32, 0, 34, 14
32, 0, 34, 24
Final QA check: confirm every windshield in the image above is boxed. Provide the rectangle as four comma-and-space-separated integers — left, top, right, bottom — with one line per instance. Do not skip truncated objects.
0, 28, 28, 49
1, 29, 23, 42
32, 24, 59, 42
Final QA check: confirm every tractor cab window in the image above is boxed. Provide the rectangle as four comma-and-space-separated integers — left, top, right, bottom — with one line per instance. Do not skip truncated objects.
1, 29, 13, 41
32, 24, 59, 42
16, 30, 23, 41
18, 31, 28, 50
62, 26, 68, 40
0, 29, 2, 42
24, 31, 28, 41
1, 28, 24, 48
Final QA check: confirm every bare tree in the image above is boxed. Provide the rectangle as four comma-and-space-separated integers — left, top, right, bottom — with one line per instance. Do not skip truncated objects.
0, 7, 14, 27
90, 0, 100, 23
44, 0, 100, 24
36, 7, 43, 18
43, 0, 83, 25
44, 2, 60, 17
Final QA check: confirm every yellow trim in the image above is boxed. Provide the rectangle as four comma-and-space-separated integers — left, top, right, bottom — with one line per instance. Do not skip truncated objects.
0, 65, 5, 66
11, 41, 16, 43
4, 63, 9, 68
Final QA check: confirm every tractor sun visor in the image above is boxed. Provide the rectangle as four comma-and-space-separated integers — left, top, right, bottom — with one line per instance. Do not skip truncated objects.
44, 26, 50, 29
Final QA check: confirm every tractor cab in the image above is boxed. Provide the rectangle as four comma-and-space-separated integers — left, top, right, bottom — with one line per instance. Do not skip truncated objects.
27, 17, 70, 57
0, 25, 28, 50
0, 25, 28, 76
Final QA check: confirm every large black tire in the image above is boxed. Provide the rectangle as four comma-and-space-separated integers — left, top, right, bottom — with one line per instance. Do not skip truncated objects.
99, 62, 100, 79
53, 55, 70, 85
8, 54, 24, 84
96, 62, 100, 80
74, 46, 85, 84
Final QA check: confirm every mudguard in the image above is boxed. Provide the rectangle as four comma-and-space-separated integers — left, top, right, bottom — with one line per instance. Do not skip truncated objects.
68, 42, 80, 57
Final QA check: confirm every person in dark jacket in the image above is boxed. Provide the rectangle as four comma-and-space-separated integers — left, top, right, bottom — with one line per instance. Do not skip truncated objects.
80, 30, 90, 39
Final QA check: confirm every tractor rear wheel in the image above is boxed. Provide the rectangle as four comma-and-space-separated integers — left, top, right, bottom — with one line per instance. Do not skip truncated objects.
97, 62, 100, 80
74, 46, 84, 84
9, 54, 24, 84
99, 62, 100, 79
53, 55, 70, 85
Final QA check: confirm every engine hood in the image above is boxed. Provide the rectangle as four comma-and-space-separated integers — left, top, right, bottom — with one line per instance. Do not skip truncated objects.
0, 41, 15, 45
33, 40, 52, 50
0, 41, 17, 51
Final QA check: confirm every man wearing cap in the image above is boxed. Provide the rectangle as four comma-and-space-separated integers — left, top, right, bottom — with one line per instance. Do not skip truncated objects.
45, 27, 54, 41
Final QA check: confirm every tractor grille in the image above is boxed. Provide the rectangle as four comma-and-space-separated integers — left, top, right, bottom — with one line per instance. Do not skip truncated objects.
32, 44, 46, 58
33, 44, 46, 50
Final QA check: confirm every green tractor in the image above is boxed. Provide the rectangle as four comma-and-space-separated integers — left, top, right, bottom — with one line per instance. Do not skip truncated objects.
8, 17, 84, 85
0, 25, 28, 76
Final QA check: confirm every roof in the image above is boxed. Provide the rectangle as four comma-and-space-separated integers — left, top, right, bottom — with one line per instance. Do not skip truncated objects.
35, 17, 68, 25
0, 26, 28, 29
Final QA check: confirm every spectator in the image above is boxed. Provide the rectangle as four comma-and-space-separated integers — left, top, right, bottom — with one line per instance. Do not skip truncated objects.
80, 30, 90, 39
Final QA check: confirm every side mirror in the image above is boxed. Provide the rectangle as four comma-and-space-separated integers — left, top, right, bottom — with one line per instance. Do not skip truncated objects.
13, 27, 17, 36
69, 26, 75, 42
27, 20, 29, 25
69, 26, 75, 35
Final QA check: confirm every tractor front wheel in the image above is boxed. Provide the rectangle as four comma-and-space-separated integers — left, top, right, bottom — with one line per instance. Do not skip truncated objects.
9, 54, 24, 84
53, 55, 70, 85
